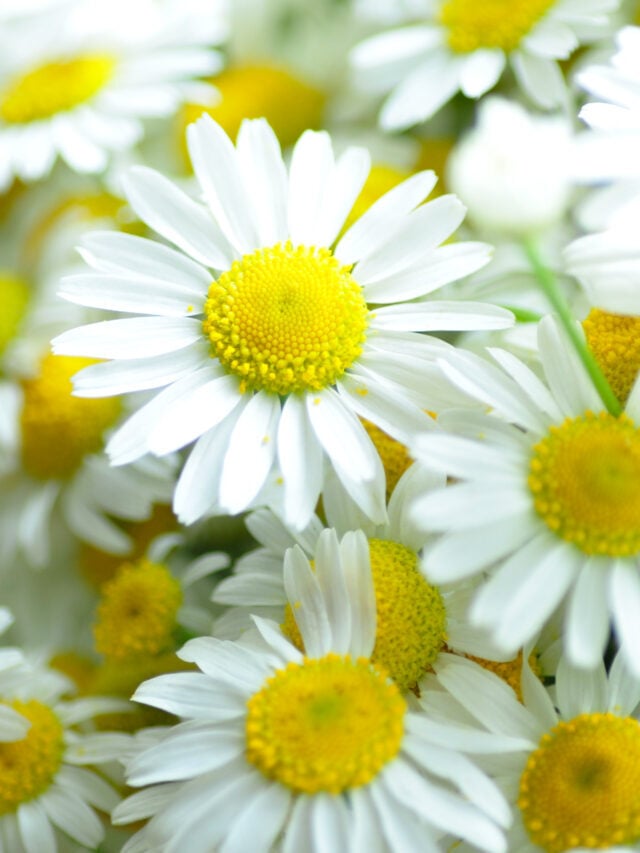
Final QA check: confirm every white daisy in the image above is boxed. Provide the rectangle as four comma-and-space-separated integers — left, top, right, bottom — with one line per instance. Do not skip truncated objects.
53, 113, 506, 531
411, 313, 640, 675
113, 528, 513, 853
430, 649, 640, 852
0, 0, 226, 188
350, 0, 618, 130
0, 353, 176, 567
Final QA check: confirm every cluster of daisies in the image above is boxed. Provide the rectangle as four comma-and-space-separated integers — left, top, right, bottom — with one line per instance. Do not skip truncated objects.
3, 0, 640, 850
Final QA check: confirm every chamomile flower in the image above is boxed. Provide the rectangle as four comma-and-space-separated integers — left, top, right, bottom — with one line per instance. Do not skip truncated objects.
0, 353, 176, 567
53, 113, 506, 531
432, 650, 640, 852
350, 0, 618, 130
412, 314, 640, 674
113, 529, 512, 853
0, 0, 225, 188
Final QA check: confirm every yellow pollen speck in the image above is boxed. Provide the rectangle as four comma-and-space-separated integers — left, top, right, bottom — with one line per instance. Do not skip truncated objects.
93, 558, 183, 662
519, 713, 640, 851
438, 0, 555, 53
0, 700, 64, 814
245, 653, 405, 794
0, 272, 30, 357
583, 309, 640, 405
528, 411, 640, 556
20, 354, 122, 480
463, 650, 541, 702
180, 63, 325, 155
361, 419, 413, 499
0, 55, 115, 124
203, 242, 369, 396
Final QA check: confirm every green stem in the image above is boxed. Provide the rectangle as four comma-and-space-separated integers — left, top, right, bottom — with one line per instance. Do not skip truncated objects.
523, 238, 622, 417
498, 305, 543, 324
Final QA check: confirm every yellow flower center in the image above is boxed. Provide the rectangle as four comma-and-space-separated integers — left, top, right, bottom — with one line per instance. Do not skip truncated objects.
438, 0, 555, 53
49, 651, 96, 695
245, 653, 405, 794
0, 272, 30, 357
583, 309, 640, 405
0, 700, 64, 815
203, 242, 369, 395
20, 354, 122, 480
180, 63, 325, 158
0, 55, 115, 124
361, 420, 413, 499
528, 412, 640, 556
519, 713, 640, 851
93, 559, 183, 662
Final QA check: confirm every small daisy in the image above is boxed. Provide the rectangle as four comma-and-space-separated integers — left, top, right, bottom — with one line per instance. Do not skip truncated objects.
350, 0, 618, 130
113, 529, 513, 853
0, 0, 225, 188
0, 353, 176, 567
431, 650, 640, 851
53, 114, 506, 531
411, 313, 640, 674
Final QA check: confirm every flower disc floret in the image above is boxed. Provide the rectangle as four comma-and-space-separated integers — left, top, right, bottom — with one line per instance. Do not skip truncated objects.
519, 713, 640, 851
20, 354, 122, 480
0, 700, 64, 815
245, 653, 405, 794
438, 0, 555, 53
203, 242, 369, 395
0, 55, 115, 124
583, 309, 640, 405
528, 412, 640, 556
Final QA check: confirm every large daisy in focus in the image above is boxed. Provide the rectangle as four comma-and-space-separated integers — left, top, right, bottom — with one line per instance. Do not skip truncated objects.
53, 114, 507, 531
350, 0, 618, 130
0, 0, 225, 188
412, 314, 640, 675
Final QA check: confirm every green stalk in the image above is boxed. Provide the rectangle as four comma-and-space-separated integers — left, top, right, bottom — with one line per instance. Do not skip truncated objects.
523, 238, 622, 417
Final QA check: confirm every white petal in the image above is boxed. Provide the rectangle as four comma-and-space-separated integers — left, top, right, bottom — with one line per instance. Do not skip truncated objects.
283, 545, 333, 658
277, 394, 324, 531
555, 655, 608, 719
610, 561, 640, 677
564, 559, 611, 669
380, 54, 462, 130
52, 316, 203, 359
372, 301, 513, 332
459, 49, 505, 98
288, 130, 335, 246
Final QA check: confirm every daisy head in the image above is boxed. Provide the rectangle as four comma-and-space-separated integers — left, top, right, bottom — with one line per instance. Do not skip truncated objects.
53, 113, 507, 532
433, 649, 640, 851
412, 314, 640, 675
350, 0, 619, 130
114, 529, 510, 852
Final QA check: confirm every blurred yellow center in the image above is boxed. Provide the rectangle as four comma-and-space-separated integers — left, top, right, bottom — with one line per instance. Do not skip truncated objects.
0, 700, 64, 814
93, 559, 183, 662
203, 242, 368, 395
583, 309, 640, 405
529, 412, 640, 556
361, 420, 413, 498
0, 55, 115, 124
439, 0, 555, 53
0, 272, 29, 356
20, 354, 122, 480
519, 713, 640, 851
246, 653, 405, 794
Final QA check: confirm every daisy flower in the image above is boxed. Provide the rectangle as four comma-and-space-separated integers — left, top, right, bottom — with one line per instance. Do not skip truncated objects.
350, 0, 618, 130
0, 0, 226, 188
412, 314, 640, 674
53, 113, 506, 531
0, 353, 176, 567
113, 529, 513, 853
431, 650, 640, 851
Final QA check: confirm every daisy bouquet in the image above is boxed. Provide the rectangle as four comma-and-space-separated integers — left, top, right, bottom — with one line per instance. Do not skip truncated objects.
2, 0, 640, 851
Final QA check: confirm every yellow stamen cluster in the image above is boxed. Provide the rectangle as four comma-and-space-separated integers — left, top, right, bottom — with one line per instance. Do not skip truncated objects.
528, 412, 640, 556
463, 650, 541, 702
20, 354, 122, 480
0, 55, 115, 124
0, 700, 64, 814
93, 559, 183, 662
583, 309, 640, 405
361, 420, 413, 499
0, 272, 30, 357
203, 242, 368, 395
519, 713, 640, 851
439, 0, 555, 53
246, 653, 405, 794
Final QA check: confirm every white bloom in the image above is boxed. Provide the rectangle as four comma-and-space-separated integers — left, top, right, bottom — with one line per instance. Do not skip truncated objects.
350, 0, 618, 130
53, 114, 506, 532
